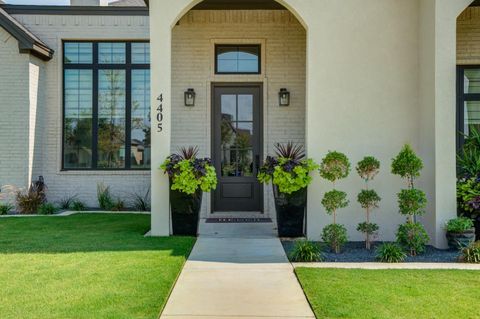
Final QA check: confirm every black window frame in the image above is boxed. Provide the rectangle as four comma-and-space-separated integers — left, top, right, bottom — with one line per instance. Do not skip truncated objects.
457, 65, 480, 150
215, 44, 261, 75
62, 40, 151, 171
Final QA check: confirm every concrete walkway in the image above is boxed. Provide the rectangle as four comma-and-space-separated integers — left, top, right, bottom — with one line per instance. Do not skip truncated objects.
160, 221, 315, 319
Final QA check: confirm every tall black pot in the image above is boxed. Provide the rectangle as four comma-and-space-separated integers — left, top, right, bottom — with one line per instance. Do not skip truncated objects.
170, 185, 202, 236
273, 185, 307, 237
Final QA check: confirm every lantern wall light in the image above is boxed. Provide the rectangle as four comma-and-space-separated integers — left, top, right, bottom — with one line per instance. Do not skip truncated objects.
184, 88, 196, 107
279, 88, 290, 107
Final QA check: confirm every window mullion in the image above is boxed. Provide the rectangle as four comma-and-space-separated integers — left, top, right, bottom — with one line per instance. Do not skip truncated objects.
92, 43, 99, 169
125, 43, 132, 169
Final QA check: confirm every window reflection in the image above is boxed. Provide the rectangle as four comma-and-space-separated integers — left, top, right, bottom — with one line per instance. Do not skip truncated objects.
131, 70, 151, 168
220, 94, 254, 177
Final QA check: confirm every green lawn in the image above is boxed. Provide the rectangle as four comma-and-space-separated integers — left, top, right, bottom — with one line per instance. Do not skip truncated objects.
0, 214, 195, 319
296, 268, 480, 319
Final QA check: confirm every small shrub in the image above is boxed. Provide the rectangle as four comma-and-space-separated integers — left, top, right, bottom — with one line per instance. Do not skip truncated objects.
322, 223, 348, 254
356, 156, 380, 181
111, 199, 125, 211
321, 190, 349, 217
357, 222, 379, 236
396, 222, 430, 256
445, 217, 475, 233
397, 188, 427, 217
97, 183, 114, 210
457, 177, 480, 216
57, 194, 78, 210
376, 243, 407, 263
289, 240, 323, 262
319, 151, 351, 183
460, 241, 480, 263
38, 203, 57, 215
71, 200, 87, 211
0, 203, 14, 215
391, 144, 423, 187
356, 156, 381, 250
130, 188, 151, 212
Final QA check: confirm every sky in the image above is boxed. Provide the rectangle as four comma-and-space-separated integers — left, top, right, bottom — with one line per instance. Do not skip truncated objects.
4, 0, 116, 4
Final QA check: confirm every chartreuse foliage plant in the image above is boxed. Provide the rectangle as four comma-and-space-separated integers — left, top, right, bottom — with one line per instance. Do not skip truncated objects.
257, 142, 318, 194
161, 147, 217, 195
319, 151, 350, 253
392, 144, 429, 256
356, 156, 381, 250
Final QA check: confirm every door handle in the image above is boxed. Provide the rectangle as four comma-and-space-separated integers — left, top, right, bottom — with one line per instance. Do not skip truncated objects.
255, 155, 260, 171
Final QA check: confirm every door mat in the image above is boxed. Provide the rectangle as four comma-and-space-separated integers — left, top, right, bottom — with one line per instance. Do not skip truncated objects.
206, 218, 272, 223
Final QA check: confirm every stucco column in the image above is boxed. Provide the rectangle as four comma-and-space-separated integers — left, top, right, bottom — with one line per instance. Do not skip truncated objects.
419, 0, 472, 248
149, 0, 203, 236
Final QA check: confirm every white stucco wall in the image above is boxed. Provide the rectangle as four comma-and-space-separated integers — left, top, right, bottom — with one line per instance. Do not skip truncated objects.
9, 14, 151, 207
171, 10, 306, 217
150, 0, 473, 246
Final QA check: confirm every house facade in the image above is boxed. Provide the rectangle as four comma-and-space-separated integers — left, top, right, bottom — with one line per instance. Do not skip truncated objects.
0, 0, 479, 247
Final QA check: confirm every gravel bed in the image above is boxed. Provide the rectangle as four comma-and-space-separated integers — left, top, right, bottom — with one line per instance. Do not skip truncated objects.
282, 240, 461, 263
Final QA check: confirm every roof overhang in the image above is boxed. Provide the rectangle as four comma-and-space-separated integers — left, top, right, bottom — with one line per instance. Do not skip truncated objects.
0, 7, 53, 61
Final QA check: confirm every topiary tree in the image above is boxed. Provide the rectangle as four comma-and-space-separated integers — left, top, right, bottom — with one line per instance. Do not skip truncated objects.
391, 144, 429, 256
319, 151, 350, 253
356, 156, 381, 250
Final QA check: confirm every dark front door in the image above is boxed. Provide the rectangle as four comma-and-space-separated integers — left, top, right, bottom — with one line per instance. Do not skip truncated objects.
212, 84, 263, 212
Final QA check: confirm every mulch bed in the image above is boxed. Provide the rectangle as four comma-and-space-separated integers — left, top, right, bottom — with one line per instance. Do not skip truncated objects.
281, 241, 460, 263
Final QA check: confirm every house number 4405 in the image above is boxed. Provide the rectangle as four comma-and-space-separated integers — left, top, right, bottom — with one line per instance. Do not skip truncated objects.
156, 94, 164, 132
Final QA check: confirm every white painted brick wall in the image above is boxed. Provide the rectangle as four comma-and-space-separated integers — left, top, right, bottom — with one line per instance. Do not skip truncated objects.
458, 7, 480, 64
172, 10, 306, 216
8, 14, 151, 207
0, 27, 30, 202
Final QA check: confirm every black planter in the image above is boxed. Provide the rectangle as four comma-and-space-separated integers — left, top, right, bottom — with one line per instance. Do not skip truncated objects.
170, 186, 202, 236
446, 228, 476, 250
273, 185, 307, 237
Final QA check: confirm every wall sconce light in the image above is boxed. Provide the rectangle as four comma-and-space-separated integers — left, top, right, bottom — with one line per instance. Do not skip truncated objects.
184, 88, 196, 107
279, 88, 290, 107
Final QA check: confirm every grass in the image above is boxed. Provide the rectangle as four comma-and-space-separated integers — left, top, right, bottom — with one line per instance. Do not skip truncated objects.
295, 268, 480, 319
0, 214, 195, 319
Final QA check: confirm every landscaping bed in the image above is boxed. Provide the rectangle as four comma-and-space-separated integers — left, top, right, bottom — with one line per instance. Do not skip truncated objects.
0, 213, 195, 319
282, 240, 460, 263
296, 268, 480, 319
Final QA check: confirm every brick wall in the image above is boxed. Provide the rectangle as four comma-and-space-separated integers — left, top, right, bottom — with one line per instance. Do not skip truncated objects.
8, 14, 151, 207
458, 7, 480, 64
172, 10, 306, 216
0, 27, 30, 202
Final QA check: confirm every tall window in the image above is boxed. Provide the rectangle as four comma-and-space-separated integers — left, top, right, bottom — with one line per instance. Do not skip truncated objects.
63, 41, 151, 170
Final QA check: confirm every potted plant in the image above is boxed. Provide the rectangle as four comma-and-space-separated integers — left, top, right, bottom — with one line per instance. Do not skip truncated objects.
391, 144, 429, 256
258, 142, 318, 237
319, 151, 350, 253
445, 217, 476, 250
356, 156, 381, 250
160, 147, 217, 236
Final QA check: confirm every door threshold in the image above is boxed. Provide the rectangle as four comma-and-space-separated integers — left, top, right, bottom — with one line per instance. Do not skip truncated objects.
210, 211, 265, 218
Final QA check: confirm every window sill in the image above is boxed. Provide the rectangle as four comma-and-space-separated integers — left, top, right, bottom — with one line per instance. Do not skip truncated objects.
58, 170, 151, 176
